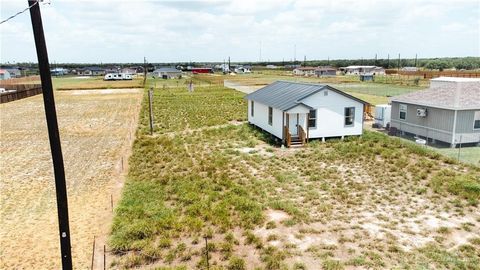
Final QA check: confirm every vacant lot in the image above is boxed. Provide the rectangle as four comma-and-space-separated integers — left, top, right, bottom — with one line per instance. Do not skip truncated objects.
0, 89, 142, 269
110, 83, 479, 269
218, 73, 423, 105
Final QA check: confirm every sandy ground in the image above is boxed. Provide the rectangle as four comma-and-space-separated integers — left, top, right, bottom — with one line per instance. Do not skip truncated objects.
223, 80, 263, 94
0, 89, 142, 269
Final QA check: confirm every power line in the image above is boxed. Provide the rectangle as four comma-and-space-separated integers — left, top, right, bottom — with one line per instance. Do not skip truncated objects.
0, 0, 50, 25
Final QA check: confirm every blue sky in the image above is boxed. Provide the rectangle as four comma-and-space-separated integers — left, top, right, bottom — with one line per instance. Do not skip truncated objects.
1, 0, 479, 63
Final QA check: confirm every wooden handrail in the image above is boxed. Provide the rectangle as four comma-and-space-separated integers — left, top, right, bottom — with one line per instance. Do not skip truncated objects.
298, 125, 306, 144
284, 126, 291, 147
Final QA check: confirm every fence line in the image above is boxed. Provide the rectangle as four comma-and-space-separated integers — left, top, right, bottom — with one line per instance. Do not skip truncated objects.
0, 84, 42, 103
386, 69, 480, 78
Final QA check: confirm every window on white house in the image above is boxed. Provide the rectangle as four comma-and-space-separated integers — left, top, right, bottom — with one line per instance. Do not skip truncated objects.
324, 90, 328, 96
474, 111, 480, 129
399, 104, 407, 120
251, 101, 254, 117
344, 107, 355, 126
268, 107, 273, 125
308, 109, 317, 128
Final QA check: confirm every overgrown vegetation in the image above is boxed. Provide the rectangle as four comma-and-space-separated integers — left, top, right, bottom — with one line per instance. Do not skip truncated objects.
110, 81, 479, 269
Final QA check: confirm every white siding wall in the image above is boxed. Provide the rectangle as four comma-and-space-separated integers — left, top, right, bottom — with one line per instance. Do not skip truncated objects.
302, 90, 364, 138
248, 100, 284, 139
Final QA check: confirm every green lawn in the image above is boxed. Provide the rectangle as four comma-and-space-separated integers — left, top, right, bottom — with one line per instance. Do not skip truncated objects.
431, 146, 480, 166
332, 83, 423, 97
110, 82, 480, 269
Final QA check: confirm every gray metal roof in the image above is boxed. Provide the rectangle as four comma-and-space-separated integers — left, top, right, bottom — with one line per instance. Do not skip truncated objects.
391, 81, 480, 110
244, 81, 368, 111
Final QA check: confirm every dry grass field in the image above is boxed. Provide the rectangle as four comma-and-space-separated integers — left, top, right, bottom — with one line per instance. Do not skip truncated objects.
0, 89, 142, 269
110, 83, 480, 269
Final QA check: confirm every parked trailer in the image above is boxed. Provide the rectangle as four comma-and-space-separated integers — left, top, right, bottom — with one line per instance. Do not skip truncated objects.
104, 73, 132, 81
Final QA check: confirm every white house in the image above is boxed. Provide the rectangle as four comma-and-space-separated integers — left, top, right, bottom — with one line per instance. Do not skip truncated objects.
0, 69, 11, 80
245, 81, 369, 147
343, 66, 385, 75
293, 67, 316, 76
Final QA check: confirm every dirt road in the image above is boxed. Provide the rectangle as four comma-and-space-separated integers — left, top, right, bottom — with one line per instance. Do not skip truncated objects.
223, 80, 264, 94
0, 89, 142, 269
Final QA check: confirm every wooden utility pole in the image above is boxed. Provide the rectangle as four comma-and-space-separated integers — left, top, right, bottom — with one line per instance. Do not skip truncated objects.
397, 53, 401, 70
204, 237, 210, 270
414, 53, 418, 67
387, 54, 390, 69
148, 88, 154, 135
28, 0, 72, 268
143, 57, 147, 86
303, 55, 306, 67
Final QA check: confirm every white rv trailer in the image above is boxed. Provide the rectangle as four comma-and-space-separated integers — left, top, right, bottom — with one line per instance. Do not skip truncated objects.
104, 73, 133, 81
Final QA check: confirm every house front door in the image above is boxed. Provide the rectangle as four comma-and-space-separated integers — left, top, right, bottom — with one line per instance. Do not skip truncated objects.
288, 113, 298, 136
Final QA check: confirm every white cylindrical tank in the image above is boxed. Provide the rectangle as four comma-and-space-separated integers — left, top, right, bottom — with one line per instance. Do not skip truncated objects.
375, 104, 391, 128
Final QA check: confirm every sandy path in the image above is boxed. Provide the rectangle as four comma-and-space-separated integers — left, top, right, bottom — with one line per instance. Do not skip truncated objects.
0, 89, 142, 269
223, 80, 264, 94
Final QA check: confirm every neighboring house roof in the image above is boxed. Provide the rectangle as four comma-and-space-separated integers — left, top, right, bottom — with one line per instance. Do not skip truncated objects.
295, 67, 317, 71
78, 67, 104, 71
391, 78, 480, 110
153, 67, 181, 73
244, 81, 369, 111
0, 69, 9, 74
315, 67, 336, 71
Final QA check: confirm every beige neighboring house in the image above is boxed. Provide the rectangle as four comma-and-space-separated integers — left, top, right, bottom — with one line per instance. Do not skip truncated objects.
293, 67, 317, 76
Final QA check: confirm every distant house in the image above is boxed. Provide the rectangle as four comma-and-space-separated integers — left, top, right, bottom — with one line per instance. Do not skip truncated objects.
245, 81, 369, 147
266, 65, 278, 69
135, 66, 145, 74
293, 67, 316, 76
0, 69, 11, 80
5, 68, 21, 78
401, 67, 419, 72
343, 66, 385, 75
50, 68, 68, 76
390, 77, 480, 147
77, 67, 105, 76
121, 68, 137, 75
315, 67, 336, 77
152, 67, 182, 79
234, 66, 251, 73
105, 67, 120, 74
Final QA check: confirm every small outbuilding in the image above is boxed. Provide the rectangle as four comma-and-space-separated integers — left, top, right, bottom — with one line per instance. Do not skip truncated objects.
245, 81, 369, 147
152, 67, 182, 79
390, 77, 480, 147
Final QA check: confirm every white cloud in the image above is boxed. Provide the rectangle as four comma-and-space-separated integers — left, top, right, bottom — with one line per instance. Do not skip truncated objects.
0, 0, 478, 63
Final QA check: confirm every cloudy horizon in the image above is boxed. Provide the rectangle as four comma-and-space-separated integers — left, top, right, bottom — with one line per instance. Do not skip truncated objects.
1, 0, 479, 64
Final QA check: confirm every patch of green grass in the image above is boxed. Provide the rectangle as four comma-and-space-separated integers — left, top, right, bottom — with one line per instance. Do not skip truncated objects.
110, 79, 479, 268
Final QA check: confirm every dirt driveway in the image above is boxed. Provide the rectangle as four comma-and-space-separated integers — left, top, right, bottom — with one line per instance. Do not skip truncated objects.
0, 89, 142, 269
